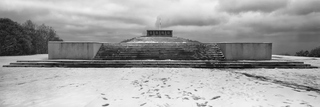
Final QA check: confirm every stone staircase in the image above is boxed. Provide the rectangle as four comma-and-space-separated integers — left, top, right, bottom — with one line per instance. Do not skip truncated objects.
121, 37, 200, 43
93, 43, 225, 60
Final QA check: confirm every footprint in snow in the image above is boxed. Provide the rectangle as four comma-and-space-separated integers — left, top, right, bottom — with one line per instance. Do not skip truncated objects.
102, 103, 109, 107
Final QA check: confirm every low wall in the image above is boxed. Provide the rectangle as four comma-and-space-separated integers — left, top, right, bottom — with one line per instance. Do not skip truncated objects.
217, 43, 272, 60
48, 41, 272, 60
48, 41, 102, 60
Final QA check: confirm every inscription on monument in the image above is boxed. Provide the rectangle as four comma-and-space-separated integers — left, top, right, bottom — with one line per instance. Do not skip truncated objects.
147, 30, 173, 37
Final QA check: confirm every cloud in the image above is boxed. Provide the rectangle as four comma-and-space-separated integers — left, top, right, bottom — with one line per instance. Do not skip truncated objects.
0, 0, 320, 54
0, 0, 156, 42
225, 12, 320, 35
156, 10, 227, 27
154, 0, 227, 27
218, 0, 289, 13
217, 0, 320, 15
276, 0, 320, 15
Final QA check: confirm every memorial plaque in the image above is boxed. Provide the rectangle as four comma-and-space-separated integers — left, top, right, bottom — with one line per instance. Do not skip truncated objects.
146, 30, 173, 37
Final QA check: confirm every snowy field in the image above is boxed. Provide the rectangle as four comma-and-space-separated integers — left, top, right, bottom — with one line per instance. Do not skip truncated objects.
0, 54, 319, 107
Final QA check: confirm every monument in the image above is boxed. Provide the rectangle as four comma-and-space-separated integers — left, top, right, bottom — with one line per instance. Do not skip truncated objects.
46, 19, 273, 61
2, 26, 317, 68
45, 29, 272, 61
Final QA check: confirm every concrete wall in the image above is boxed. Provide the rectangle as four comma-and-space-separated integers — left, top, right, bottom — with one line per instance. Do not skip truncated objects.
48, 41, 272, 60
217, 43, 272, 60
48, 41, 102, 60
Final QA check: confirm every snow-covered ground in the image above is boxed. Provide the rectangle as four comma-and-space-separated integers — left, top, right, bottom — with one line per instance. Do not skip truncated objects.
0, 54, 319, 107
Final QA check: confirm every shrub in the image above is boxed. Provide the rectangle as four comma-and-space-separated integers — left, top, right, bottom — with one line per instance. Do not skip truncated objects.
308, 46, 320, 57
295, 50, 309, 57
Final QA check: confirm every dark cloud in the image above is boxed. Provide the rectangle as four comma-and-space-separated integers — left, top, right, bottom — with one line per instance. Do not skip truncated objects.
154, 0, 226, 27
59, 26, 145, 42
76, 14, 148, 26
156, 14, 225, 27
1, 0, 320, 54
218, 0, 289, 13
276, 0, 320, 15
241, 13, 320, 34
218, 0, 320, 15
0, 9, 49, 23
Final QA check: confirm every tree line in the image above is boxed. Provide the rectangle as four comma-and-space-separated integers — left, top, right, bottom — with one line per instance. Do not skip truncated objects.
0, 18, 63, 56
295, 46, 320, 57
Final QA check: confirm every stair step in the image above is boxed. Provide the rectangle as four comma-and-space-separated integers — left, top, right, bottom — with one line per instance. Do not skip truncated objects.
94, 43, 225, 60
3, 61, 317, 69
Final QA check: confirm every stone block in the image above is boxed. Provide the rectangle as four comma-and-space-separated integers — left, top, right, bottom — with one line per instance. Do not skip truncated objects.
217, 43, 272, 60
48, 41, 102, 60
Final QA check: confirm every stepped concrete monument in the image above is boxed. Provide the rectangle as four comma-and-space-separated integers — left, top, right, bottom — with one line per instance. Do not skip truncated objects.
47, 29, 272, 60
4, 29, 317, 68
48, 18, 272, 61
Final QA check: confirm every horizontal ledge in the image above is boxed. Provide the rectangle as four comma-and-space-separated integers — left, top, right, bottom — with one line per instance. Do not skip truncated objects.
214, 42, 272, 44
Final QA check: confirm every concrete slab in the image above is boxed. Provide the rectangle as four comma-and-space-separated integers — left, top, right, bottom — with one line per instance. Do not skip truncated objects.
217, 43, 272, 60
48, 41, 102, 60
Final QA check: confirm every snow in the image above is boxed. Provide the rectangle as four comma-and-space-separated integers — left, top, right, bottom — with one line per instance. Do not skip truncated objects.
273, 55, 320, 67
0, 54, 319, 107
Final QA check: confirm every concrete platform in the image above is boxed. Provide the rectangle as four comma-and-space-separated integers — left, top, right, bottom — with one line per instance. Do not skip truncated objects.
3, 60, 317, 69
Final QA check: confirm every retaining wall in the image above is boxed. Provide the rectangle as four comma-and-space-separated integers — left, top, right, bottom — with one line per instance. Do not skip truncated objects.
217, 43, 272, 60
48, 41, 272, 60
48, 41, 102, 60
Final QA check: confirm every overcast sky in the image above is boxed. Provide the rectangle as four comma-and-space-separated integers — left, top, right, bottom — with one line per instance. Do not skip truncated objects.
1, 0, 320, 54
